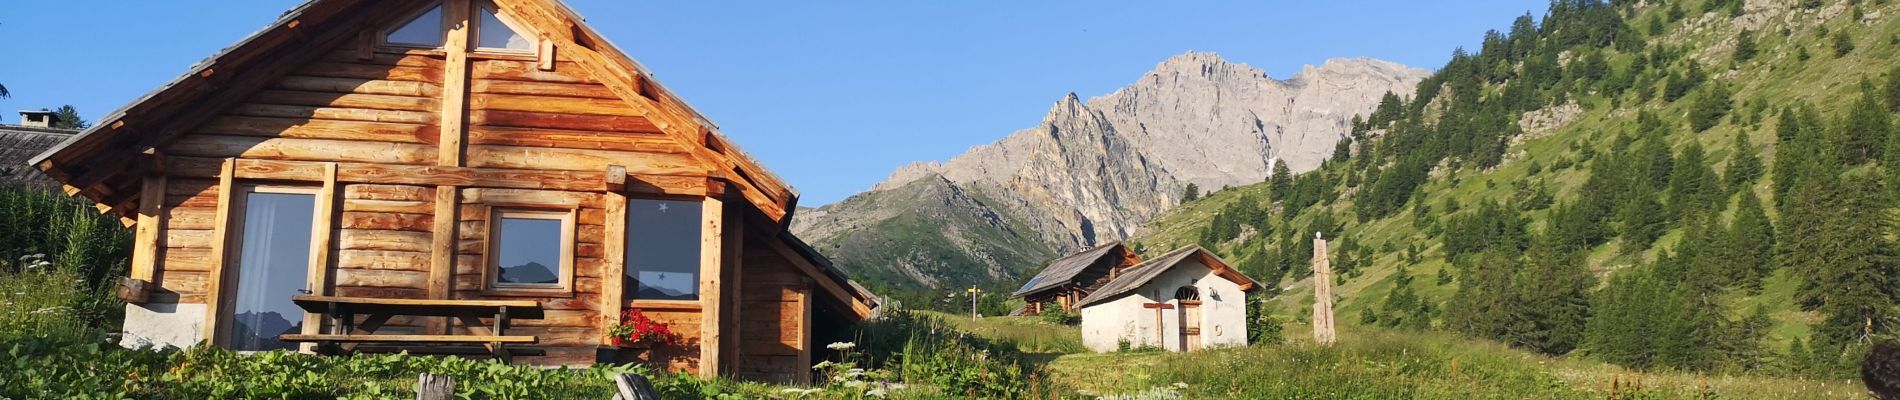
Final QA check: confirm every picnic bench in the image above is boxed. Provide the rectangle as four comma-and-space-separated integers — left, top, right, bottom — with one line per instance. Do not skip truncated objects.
278, 296, 545, 362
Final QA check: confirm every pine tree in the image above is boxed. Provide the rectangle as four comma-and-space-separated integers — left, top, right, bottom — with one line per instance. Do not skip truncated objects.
1689, 83, 1732, 132
1726, 191, 1776, 291
50, 105, 89, 130
1269, 159, 1293, 201
1333, 137, 1353, 162
1614, 185, 1667, 252
1724, 132, 1763, 192
1885, 66, 1900, 112
1506, 233, 1593, 355
1181, 183, 1200, 202
1808, 174, 1897, 350
1447, 248, 1521, 342
1733, 30, 1758, 63
1835, 80, 1891, 165
1666, 142, 1721, 219
1586, 265, 1670, 369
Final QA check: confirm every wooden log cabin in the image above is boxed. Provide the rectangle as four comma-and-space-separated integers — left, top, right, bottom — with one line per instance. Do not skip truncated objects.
1009, 242, 1141, 316
27, 0, 876, 383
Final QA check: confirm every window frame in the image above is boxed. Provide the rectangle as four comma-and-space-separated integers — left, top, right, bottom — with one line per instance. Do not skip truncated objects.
378, 1, 451, 50
481, 207, 578, 297
219, 184, 324, 352
470, 0, 537, 55
621, 195, 706, 307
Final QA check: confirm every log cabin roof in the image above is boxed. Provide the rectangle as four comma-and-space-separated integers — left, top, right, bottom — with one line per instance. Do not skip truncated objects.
1011, 241, 1135, 299
1075, 246, 1259, 309
0, 124, 75, 187
27, 0, 798, 225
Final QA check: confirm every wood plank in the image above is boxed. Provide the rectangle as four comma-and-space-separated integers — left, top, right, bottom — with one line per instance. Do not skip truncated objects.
166, 135, 437, 165
334, 268, 429, 289
761, 234, 873, 320
275, 75, 443, 97
166, 157, 703, 194
340, 212, 434, 232
251, 90, 439, 113
430, 185, 458, 302
322, 50, 445, 68
465, 145, 703, 174
297, 61, 443, 83
337, 250, 430, 272
721, 203, 744, 373
295, 295, 538, 308
165, 207, 217, 230
345, 184, 433, 201
164, 229, 214, 249
466, 125, 680, 153
470, 93, 641, 117
698, 196, 724, 377
304, 163, 339, 346
227, 104, 437, 125
279, 334, 536, 344
201, 159, 237, 346
344, 198, 434, 214
469, 109, 660, 133
163, 248, 214, 272
460, 187, 600, 208
471, 59, 590, 83
339, 229, 433, 252
439, 0, 471, 168
199, 116, 437, 144
600, 190, 627, 346
470, 79, 615, 98
130, 176, 166, 282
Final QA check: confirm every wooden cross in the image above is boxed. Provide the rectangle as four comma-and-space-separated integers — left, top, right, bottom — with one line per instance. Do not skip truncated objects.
1143, 301, 1175, 348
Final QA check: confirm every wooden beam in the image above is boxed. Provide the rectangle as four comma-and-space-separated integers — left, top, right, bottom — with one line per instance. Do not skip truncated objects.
302, 163, 339, 351
439, 0, 472, 167
164, 157, 710, 195
427, 184, 458, 334
599, 190, 627, 346
201, 159, 239, 346
129, 175, 167, 283
604, 164, 627, 192
720, 203, 744, 375
760, 235, 872, 320
697, 195, 724, 378
795, 285, 812, 385
537, 38, 556, 71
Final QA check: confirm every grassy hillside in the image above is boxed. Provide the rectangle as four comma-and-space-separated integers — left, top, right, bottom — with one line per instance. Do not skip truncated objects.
939, 313, 1863, 399
1134, 0, 1899, 378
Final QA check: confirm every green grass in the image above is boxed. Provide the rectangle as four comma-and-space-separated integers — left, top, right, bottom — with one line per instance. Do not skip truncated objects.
923, 311, 1086, 354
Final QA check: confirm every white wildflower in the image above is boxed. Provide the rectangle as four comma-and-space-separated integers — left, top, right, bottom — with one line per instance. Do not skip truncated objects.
1172, 382, 1188, 389
866, 387, 887, 397
826, 342, 856, 351
843, 380, 868, 389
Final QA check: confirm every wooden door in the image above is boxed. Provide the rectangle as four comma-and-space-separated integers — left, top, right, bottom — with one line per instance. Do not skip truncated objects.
1180, 300, 1203, 351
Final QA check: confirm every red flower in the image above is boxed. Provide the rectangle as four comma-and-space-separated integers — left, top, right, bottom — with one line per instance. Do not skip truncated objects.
610, 309, 679, 346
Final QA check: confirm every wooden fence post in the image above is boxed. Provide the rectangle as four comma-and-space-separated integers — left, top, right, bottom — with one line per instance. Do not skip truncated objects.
417, 373, 454, 400
613, 373, 659, 400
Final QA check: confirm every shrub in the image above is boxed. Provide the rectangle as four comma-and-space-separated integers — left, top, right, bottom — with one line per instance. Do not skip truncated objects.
852, 305, 1058, 398
1038, 307, 1079, 325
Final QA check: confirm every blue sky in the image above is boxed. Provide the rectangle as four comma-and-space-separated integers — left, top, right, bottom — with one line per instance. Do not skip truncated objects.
0, 1, 1546, 205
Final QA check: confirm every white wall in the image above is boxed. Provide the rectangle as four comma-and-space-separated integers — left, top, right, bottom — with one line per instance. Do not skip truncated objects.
1079, 259, 1247, 352
121, 302, 206, 349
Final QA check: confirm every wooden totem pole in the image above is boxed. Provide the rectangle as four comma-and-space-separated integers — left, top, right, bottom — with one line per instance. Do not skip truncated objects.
1312, 232, 1337, 346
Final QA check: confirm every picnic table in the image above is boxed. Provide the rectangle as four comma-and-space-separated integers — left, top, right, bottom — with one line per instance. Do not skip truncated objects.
278, 295, 544, 362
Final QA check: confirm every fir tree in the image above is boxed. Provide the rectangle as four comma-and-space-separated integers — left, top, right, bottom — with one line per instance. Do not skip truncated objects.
1506, 233, 1593, 355
1614, 185, 1667, 252
50, 105, 89, 130
1269, 159, 1293, 201
1181, 183, 1200, 202
1808, 174, 1897, 350
1835, 80, 1891, 165
1666, 142, 1722, 219
1885, 66, 1900, 112
1726, 191, 1776, 291
1733, 30, 1758, 63
1724, 132, 1763, 192
1688, 83, 1732, 132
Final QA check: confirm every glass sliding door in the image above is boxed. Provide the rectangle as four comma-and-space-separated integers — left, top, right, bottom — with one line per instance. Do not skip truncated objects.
224, 187, 318, 351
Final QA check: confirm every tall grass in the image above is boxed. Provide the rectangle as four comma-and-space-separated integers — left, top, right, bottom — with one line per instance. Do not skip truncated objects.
851, 307, 1069, 398
0, 184, 132, 336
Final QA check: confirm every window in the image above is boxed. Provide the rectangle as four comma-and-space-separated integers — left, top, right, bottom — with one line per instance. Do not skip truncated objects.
474, 1, 533, 51
384, 4, 446, 48
626, 199, 702, 301
224, 187, 318, 352
486, 209, 575, 294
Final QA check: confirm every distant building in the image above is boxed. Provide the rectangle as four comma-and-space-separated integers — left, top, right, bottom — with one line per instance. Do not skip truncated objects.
1010, 242, 1142, 316
1076, 246, 1259, 352
1, 111, 79, 187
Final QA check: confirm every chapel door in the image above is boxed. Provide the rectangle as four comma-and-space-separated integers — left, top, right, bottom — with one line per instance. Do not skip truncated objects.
1175, 286, 1203, 351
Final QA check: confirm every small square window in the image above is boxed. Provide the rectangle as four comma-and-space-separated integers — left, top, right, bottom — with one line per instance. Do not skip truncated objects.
486, 208, 574, 295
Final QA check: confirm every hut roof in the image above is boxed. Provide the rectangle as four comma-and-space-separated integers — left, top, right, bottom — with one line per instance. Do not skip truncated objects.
1, 124, 76, 187
1076, 246, 1259, 308
1011, 242, 1130, 298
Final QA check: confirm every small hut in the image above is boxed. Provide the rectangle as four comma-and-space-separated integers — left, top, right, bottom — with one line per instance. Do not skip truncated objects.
1009, 242, 1141, 316
1076, 246, 1258, 352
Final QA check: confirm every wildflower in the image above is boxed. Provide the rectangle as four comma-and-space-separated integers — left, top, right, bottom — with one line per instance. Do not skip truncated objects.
826, 342, 856, 351
866, 387, 887, 397
1172, 382, 1188, 389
